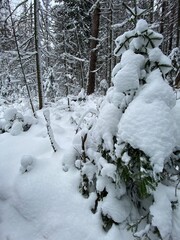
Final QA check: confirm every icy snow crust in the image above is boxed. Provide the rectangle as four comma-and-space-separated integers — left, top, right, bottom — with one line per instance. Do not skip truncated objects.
0, 97, 134, 240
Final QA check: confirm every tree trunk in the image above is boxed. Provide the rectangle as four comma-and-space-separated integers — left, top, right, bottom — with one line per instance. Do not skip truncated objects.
34, 0, 43, 110
168, 2, 175, 53
160, 0, 169, 52
175, 71, 180, 88
74, 24, 84, 88
149, 0, 154, 23
177, 0, 180, 47
160, 0, 166, 34
87, 2, 100, 95
45, 0, 50, 68
108, 1, 113, 87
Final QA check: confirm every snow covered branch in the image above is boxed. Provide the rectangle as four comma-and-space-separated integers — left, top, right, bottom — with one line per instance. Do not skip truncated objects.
43, 109, 60, 153
88, 0, 100, 15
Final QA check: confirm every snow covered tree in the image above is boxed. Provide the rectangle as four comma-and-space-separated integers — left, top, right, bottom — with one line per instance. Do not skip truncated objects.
44, 67, 57, 101
152, 0, 180, 54
0, 107, 36, 135
4, 0, 36, 115
0, 0, 16, 100
51, 0, 91, 92
76, 17, 180, 239
169, 47, 180, 87
1, 0, 54, 107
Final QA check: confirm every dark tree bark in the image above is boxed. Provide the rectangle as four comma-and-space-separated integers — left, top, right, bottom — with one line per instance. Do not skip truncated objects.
160, 0, 167, 34
108, 1, 113, 87
87, 2, 100, 95
177, 0, 180, 47
34, 0, 43, 110
175, 71, 180, 88
168, 2, 176, 53
44, 0, 50, 68
149, 0, 154, 23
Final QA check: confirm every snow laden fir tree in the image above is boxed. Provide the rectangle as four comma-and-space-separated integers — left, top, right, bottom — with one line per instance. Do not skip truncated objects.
75, 19, 180, 239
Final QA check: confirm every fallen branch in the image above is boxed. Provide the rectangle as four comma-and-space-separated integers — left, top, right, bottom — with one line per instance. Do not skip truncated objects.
43, 109, 60, 153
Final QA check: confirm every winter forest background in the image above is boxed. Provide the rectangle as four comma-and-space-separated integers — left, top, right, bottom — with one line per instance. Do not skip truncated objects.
0, 0, 180, 240
0, 0, 180, 103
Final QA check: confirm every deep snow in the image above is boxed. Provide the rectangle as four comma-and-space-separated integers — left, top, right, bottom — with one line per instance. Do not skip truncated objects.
0, 97, 134, 240
0, 93, 180, 240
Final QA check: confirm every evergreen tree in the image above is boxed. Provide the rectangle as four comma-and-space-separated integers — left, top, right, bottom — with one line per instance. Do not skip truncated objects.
51, 0, 91, 91
76, 16, 179, 239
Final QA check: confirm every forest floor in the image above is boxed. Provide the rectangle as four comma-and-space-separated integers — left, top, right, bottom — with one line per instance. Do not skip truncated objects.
0, 96, 134, 240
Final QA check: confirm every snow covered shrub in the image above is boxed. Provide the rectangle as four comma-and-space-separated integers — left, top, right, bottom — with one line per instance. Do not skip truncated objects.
0, 119, 6, 134
77, 88, 86, 102
99, 79, 108, 95
44, 67, 58, 102
0, 108, 36, 135
75, 19, 180, 239
169, 47, 180, 87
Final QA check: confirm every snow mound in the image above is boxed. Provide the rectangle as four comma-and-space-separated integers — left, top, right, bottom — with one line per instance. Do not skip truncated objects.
148, 48, 172, 75
10, 121, 23, 136
113, 50, 144, 92
172, 99, 180, 146
142, 70, 176, 108
101, 163, 116, 181
1, 107, 37, 135
4, 108, 18, 122
20, 155, 36, 173
101, 195, 132, 223
150, 184, 178, 240
118, 98, 176, 173
92, 102, 121, 150
118, 69, 176, 173
136, 19, 148, 33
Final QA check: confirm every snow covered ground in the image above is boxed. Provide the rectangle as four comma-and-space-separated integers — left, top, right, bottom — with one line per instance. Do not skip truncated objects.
0, 97, 134, 240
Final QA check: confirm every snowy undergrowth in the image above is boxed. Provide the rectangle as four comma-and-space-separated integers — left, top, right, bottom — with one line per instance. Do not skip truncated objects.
76, 19, 180, 240
0, 17, 180, 240
0, 96, 135, 240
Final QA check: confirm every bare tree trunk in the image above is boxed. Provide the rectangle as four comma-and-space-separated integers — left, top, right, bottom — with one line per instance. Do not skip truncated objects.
34, 0, 43, 110
108, 1, 113, 87
175, 71, 180, 88
63, 29, 67, 85
159, 0, 168, 52
44, 0, 50, 68
87, 2, 100, 95
177, 0, 180, 47
150, 0, 154, 23
160, 0, 166, 34
168, 2, 175, 53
